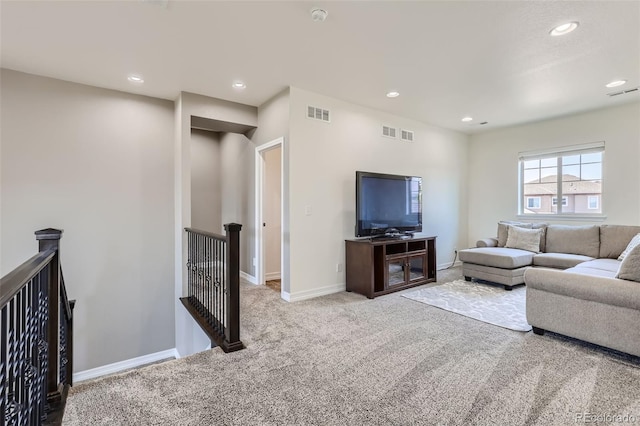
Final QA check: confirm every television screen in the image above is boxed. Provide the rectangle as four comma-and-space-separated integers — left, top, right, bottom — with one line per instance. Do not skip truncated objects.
356, 171, 422, 237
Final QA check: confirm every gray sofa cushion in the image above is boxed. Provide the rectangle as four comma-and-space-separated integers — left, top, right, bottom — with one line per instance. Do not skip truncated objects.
497, 221, 532, 247
616, 244, 640, 282
532, 223, 548, 252
618, 233, 640, 261
532, 253, 593, 269
545, 224, 600, 257
459, 247, 534, 269
564, 266, 617, 278
573, 258, 621, 273
600, 225, 640, 259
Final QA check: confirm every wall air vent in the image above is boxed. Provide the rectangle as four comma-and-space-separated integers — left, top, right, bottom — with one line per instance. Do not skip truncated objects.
607, 87, 639, 97
382, 125, 397, 139
307, 105, 330, 122
400, 129, 414, 142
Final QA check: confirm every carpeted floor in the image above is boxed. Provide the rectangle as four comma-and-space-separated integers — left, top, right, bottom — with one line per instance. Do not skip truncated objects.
64, 267, 640, 425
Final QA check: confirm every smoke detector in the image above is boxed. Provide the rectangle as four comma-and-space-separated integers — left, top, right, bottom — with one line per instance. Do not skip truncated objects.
311, 8, 328, 22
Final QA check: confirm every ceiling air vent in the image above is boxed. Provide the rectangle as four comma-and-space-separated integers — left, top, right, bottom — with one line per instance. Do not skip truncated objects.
400, 129, 414, 142
382, 125, 397, 139
607, 87, 639, 97
307, 105, 330, 122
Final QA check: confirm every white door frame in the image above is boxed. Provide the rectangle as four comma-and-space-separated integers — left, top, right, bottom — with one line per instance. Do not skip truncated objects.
254, 137, 284, 296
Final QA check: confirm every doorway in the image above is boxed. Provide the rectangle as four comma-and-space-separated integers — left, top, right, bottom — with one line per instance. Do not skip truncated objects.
255, 138, 284, 297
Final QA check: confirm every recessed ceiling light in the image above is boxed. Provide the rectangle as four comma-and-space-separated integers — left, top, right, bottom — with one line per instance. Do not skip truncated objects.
386, 91, 400, 98
461, 117, 473, 122
232, 81, 246, 89
606, 80, 627, 88
550, 21, 579, 36
127, 74, 144, 84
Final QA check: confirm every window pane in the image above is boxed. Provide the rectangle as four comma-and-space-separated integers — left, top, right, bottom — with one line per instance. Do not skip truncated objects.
524, 159, 540, 169
563, 165, 580, 179
524, 183, 555, 213
582, 152, 602, 163
581, 163, 602, 180
562, 155, 580, 165
541, 157, 557, 167
523, 169, 539, 183
540, 167, 557, 181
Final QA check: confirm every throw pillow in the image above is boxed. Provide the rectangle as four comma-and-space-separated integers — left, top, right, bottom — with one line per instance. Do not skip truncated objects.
618, 233, 640, 261
616, 244, 640, 282
505, 226, 542, 253
532, 222, 548, 252
497, 221, 533, 247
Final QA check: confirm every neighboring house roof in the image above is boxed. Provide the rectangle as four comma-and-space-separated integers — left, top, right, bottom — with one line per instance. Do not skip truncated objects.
524, 174, 601, 196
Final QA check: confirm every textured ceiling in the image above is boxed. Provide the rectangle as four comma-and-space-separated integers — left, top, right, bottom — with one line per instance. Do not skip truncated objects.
1, 1, 639, 134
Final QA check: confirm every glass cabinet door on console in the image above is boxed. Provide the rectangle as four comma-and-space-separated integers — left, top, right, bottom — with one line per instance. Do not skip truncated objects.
407, 254, 427, 284
387, 258, 406, 286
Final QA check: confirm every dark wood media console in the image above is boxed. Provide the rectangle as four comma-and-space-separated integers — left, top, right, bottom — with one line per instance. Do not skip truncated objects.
345, 236, 437, 299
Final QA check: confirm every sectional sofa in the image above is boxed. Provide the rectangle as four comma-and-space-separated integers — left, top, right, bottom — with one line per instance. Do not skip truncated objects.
459, 223, 640, 357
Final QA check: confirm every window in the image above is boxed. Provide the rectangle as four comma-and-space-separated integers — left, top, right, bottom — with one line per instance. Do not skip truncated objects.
551, 196, 568, 206
519, 142, 604, 216
526, 197, 541, 209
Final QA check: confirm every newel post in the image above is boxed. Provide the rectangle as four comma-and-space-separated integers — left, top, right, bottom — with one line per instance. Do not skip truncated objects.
35, 228, 63, 402
223, 223, 244, 352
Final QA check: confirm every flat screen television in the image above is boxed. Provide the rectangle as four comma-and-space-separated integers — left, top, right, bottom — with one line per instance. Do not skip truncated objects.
355, 171, 422, 237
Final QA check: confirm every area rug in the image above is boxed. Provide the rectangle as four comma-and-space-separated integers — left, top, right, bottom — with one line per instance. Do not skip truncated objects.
402, 279, 532, 332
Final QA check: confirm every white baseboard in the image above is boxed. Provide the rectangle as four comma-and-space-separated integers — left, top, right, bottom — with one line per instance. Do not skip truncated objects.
282, 283, 346, 302
240, 271, 257, 285
265, 272, 281, 281
73, 348, 179, 383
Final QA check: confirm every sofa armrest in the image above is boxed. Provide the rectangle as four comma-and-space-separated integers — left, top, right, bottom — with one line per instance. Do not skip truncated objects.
476, 238, 498, 248
524, 268, 640, 311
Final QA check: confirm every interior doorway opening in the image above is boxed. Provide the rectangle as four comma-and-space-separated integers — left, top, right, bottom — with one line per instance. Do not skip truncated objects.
255, 138, 284, 297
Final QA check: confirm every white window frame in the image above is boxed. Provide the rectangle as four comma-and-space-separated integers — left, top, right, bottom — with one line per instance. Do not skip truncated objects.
588, 195, 599, 210
518, 142, 606, 220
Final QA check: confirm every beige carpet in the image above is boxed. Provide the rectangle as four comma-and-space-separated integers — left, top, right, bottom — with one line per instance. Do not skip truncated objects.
64, 268, 640, 425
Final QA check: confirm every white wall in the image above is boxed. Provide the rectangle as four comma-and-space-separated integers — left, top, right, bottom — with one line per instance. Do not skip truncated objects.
468, 101, 640, 245
220, 132, 255, 273
287, 87, 469, 301
190, 129, 222, 232
174, 92, 257, 357
0, 69, 176, 371
252, 89, 290, 292
264, 146, 282, 279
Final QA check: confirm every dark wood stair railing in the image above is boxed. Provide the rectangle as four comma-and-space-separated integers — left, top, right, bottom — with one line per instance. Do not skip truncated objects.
0, 228, 75, 426
181, 223, 244, 352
